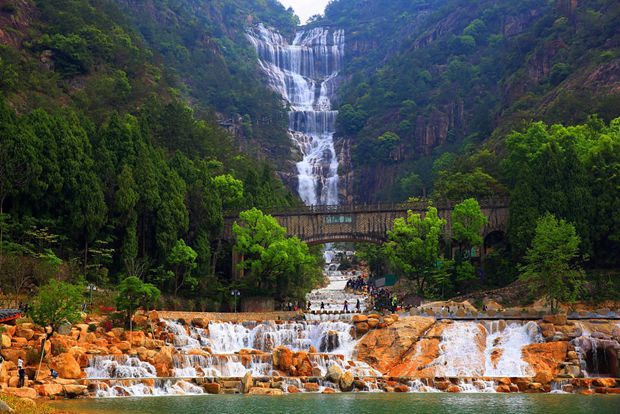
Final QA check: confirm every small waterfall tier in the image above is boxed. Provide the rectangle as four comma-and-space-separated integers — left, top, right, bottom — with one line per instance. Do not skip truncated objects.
435, 321, 542, 377
165, 319, 358, 357
247, 24, 344, 205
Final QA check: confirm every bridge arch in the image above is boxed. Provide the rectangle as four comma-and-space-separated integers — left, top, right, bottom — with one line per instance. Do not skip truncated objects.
222, 199, 509, 246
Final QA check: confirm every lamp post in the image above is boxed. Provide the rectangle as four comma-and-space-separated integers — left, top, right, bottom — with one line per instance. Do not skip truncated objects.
230, 289, 240, 313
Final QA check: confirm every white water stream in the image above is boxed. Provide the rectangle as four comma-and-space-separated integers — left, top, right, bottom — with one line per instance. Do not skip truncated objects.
434, 321, 541, 377
247, 24, 344, 205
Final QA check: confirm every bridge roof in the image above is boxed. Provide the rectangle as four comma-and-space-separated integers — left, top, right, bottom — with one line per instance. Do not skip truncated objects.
224, 198, 509, 218
0, 309, 22, 323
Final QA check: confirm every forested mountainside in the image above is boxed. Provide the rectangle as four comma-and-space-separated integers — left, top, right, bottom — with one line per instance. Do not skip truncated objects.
113, 0, 298, 164
0, 0, 303, 308
313, 0, 620, 203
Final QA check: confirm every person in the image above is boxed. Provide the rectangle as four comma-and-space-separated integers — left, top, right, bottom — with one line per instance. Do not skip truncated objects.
307, 301, 312, 310
391, 295, 398, 313
356, 298, 361, 312
287, 302, 292, 311
17, 357, 25, 388
320, 302, 325, 311
343, 300, 349, 312
50, 368, 58, 379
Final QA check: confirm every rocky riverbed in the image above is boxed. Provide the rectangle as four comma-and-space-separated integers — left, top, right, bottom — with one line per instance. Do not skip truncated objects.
0, 310, 619, 403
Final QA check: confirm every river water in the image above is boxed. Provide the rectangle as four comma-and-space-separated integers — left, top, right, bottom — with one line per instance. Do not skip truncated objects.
52, 393, 619, 414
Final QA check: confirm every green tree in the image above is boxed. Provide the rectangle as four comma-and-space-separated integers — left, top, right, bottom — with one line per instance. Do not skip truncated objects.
233, 208, 318, 299
212, 174, 244, 210
116, 276, 160, 324
451, 198, 488, 255
385, 206, 446, 296
519, 214, 585, 313
30, 280, 84, 334
167, 239, 198, 297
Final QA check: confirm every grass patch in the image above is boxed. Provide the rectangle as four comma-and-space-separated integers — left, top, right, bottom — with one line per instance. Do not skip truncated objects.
0, 393, 69, 414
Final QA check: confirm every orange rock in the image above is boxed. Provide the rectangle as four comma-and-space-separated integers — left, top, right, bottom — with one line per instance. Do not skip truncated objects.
352, 315, 368, 323
543, 314, 567, 326
579, 389, 595, 395
490, 349, 504, 369
522, 342, 568, 381
497, 377, 511, 385
355, 316, 435, 374
304, 382, 320, 392
394, 384, 409, 392
322, 387, 336, 394
287, 385, 300, 393
272, 346, 293, 373
5, 386, 38, 399
496, 385, 511, 393
36, 383, 64, 397
50, 352, 82, 379
204, 382, 221, 394
15, 327, 34, 340
446, 385, 461, 393
592, 378, 617, 388
355, 322, 369, 336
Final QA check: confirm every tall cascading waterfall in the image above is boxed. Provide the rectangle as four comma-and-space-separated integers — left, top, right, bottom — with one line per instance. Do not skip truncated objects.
247, 24, 344, 206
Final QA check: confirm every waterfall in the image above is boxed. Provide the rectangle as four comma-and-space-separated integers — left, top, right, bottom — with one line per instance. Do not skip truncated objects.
85, 356, 157, 379
204, 320, 357, 357
247, 24, 344, 205
435, 321, 541, 377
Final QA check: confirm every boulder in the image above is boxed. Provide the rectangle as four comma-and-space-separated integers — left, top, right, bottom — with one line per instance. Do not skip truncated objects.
355, 316, 435, 374
543, 314, 567, 326
322, 387, 336, 394
354, 322, 369, 336
152, 345, 173, 372
242, 371, 253, 393
248, 387, 283, 396
446, 385, 461, 393
191, 318, 209, 329
339, 371, 354, 392
394, 384, 409, 392
272, 346, 293, 373
352, 315, 368, 323
325, 364, 343, 383
287, 385, 300, 393
496, 385, 511, 393
133, 314, 149, 327
204, 382, 221, 394
4, 387, 38, 399
63, 384, 88, 397
1, 334, 11, 348
522, 342, 568, 381
36, 383, 64, 397
50, 352, 82, 379
148, 310, 159, 322
304, 382, 320, 392
15, 327, 34, 340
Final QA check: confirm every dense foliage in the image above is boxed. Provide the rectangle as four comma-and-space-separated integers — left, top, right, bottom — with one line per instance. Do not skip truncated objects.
30, 280, 84, 334
0, 0, 299, 310
316, 0, 620, 201
232, 208, 322, 301
519, 214, 586, 312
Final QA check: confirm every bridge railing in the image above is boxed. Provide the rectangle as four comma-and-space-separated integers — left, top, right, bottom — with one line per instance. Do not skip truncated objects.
224, 198, 509, 218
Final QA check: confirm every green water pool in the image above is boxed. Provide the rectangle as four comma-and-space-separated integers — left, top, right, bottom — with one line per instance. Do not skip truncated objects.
52, 393, 619, 414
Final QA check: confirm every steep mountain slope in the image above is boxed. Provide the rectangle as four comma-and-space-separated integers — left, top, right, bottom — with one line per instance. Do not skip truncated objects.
314, 0, 620, 201
0, 0, 300, 306
113, 0, 299, 165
